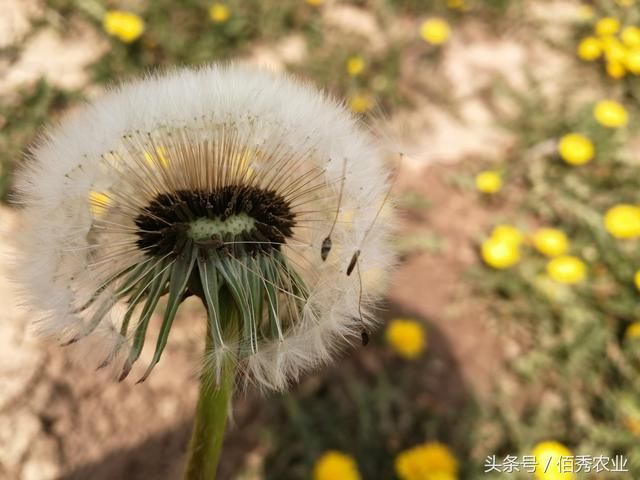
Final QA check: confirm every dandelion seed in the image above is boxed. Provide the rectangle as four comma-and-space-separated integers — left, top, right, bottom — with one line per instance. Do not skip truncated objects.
14, 65, 395, 392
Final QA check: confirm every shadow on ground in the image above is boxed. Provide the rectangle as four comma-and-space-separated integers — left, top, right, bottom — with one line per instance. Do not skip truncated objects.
58, 301, 477, 480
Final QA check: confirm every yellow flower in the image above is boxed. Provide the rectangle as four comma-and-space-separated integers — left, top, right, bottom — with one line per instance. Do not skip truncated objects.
604, 204, 640, 239
349, 93, 373, 113
306, 0, 323, 5
395, 442, 458, 480
420, 18, 451, 45
577, 37, 601, 61
386, 318, 426, 359
532, 441, 575, 480
481, 237, 520, 269
557, 133, 594, 166
103, 10, 145, 43
602, 36, 626, 63
475, 170, 502, 194
209, 3, 231, 23
616, 0, 636, 6
532, 228, 569, 257
595, 17, 620, 36
593, 99, 628, 127
491, 225, 523, 246
635, 270, 640, 291
607, 60, 626, 79
313, 451, 361, 480
625, 416, 640, 435
625, 322, 640, 339
546, 256, 586, 284
622, 26, 640, 47
346, 56, 365, 76
447, 0, 467, 11
625, 50, 640, 74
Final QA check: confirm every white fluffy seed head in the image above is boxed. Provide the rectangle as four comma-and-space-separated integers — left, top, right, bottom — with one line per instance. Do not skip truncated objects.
13, 64, 395, 391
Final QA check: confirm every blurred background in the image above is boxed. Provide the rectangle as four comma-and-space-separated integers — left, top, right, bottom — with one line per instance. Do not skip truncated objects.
2, 0, 640, 479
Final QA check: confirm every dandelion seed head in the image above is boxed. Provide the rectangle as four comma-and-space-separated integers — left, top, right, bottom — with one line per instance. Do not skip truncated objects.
14, 65, 395, 390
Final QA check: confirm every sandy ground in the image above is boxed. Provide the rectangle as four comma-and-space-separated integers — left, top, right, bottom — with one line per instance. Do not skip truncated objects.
0, 1, 579, 478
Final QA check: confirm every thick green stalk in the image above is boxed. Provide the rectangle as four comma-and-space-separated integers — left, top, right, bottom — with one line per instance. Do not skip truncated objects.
183, 296, 237, 480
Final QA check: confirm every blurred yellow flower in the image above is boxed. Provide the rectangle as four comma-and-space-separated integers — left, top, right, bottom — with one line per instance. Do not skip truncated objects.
604, 204, 640, 239
532, 228, 569, 257
481, 237, 520, 269
602, 36, 626, 63
625, 416, 640, 435
209, 3, 231, 23
625, 50, 640, 74
349, 93, 373, 113
492, 225, 523, 246
306, 0, 324, 5
420, 18, 451, 45
475, 170, 502, 194
557, 133, 594, 165
346, 56, 365, 76
593, 99, 628, 127
532, 441, 575, 480
103, 10, 145, 43
634, 270, 640, 291
616, 0, 636, 6
395, 442, 458, 480
313, 451, 361, 480
622, 26, 640, 47
386, 318, 426, 359
607, 60, 626, 79
625, 322, 640, 339
447, 0, 467, 10
577, 37, 601, 60
546, 256, 586, 284
595, 17, 620, 36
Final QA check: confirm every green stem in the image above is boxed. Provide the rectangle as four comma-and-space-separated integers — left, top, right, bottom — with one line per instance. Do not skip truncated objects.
183, 298, 237, 480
